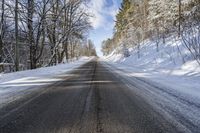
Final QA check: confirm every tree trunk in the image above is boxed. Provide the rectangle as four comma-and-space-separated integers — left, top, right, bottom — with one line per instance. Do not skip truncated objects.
178, 0, 181, 37
137, 44, 140, 59
15, 0, 19, 71
0, 0, 5, 63
156, 28, 159, 52
0, 37, 2, 63
57, 50, 65, 63
51, 0, 58, 65
28, 0, 36, 69
71, 42, 73, 59
63, 0, 69, 63
64, 40, 69, 63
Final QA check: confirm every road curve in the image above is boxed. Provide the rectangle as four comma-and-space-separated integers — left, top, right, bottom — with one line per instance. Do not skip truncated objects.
0, 60, 179, 133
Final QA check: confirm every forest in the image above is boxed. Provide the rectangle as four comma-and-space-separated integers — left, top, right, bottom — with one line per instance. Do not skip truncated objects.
0, 0, 96, 72
101, 0, 200, 64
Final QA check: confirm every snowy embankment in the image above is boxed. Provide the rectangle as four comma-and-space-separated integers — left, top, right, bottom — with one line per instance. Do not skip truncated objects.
103, 37, 200, 99
0, 57, 93, 109
102, 37, 200, 132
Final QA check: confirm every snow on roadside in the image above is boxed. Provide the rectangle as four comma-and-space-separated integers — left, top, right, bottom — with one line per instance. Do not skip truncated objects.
102, 61, 200, 132
102, 37, 200, 100
101, 36, 200, 132
0, 57, 93, 109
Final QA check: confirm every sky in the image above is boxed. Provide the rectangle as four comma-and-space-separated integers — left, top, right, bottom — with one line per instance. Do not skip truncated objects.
88, 0, 122, 56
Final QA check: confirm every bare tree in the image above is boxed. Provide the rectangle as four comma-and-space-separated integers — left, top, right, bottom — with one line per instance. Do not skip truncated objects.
0, 0, 92, 72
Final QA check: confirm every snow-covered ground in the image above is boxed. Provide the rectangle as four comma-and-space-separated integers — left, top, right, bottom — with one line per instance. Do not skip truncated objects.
102, 37, 200, 132
103, 36, 200, 100
0, 57, 93, 109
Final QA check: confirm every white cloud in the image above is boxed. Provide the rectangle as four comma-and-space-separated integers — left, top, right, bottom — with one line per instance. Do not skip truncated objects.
88, 0, 120, 29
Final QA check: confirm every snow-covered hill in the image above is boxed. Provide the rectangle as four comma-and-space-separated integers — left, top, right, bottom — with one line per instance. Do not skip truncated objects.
102, 36, 200, 99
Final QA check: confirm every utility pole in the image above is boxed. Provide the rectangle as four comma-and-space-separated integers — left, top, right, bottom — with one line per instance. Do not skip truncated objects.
15, 0, 19, 71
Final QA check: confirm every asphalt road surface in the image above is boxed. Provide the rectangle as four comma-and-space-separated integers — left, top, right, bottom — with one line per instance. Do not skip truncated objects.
0, 60, 180, 133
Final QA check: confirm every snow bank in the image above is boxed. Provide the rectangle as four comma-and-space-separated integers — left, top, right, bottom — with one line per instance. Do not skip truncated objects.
102, 36, 200, 102
0, 57, 93, 109
0, 57, 91, 83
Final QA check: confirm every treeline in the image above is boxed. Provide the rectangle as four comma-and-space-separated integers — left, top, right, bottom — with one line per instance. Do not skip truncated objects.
102, 0, 200, 62
0, 0, 96, 72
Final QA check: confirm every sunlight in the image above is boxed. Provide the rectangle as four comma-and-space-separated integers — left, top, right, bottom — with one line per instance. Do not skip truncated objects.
0, 77, 63, 87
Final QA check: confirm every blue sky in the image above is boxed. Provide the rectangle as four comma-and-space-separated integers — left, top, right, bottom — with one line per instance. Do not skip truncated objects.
88, 0, 122, 56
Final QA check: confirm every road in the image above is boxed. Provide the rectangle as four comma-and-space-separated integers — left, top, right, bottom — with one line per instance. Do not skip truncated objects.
0, 60, 180, 133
